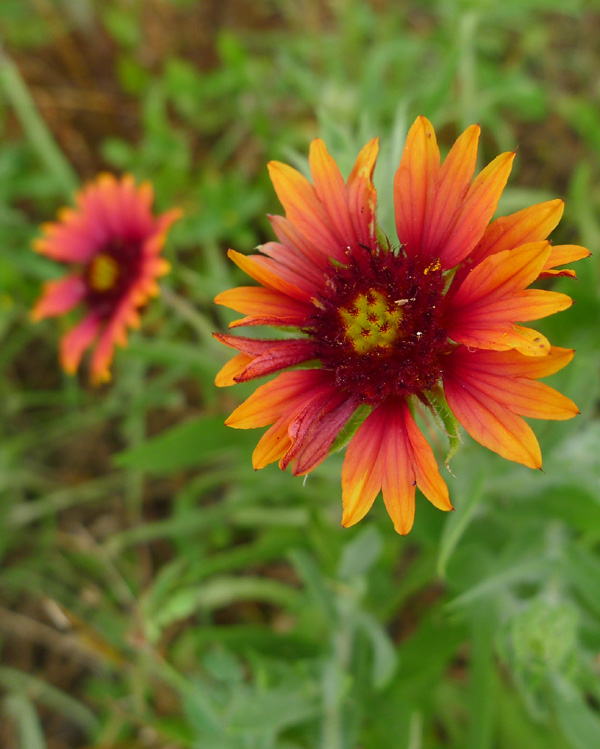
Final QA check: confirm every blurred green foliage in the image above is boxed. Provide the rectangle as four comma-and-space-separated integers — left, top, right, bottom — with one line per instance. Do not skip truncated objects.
1, 0, 600, 747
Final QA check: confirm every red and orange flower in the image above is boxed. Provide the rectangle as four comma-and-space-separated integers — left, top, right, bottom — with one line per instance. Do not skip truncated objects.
215, 117, 589, 534
32, 174, 181, 384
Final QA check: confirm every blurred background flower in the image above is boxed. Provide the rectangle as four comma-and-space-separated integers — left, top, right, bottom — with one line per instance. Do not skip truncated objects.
32, 174, 180, 383
0, 1, 599, 747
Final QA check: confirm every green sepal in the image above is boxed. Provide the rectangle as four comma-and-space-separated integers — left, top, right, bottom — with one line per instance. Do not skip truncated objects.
330, 403, 371, 454
426, 384, 462, 469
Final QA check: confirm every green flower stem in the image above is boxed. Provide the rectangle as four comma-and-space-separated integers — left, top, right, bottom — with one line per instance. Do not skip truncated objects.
0, 44, 78, 197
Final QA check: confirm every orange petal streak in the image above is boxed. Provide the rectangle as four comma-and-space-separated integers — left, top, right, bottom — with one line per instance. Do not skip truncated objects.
380, 403, 417, 535
394, 116, 441, 258
440, 151, 516, 268
59, 313, 102, 375
215, 286, 312, 328
444, 374, 542, 469
31, 275, 86, 321
267, 161, 346, 262
347, 138, 379, 246
227, 249, 312, 302
470, 199, 564, 265
309, 139, 357, 248
341, 406, 386, 528
215, 353, 254, 387
423, 124, 480, 256
226, 370, 330, 429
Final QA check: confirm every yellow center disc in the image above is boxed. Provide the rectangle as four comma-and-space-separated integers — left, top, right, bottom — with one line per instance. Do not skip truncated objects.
339, 290, 404, 354
88, 253, 120, 292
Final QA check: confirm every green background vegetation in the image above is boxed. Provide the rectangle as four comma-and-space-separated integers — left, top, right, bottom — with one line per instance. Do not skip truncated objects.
1, 0, 600, 747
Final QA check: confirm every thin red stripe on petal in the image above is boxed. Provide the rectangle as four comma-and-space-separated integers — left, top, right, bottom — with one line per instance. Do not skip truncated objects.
259, 241, 326, 292
394, 116, 441, 258
268, 215, 331, 269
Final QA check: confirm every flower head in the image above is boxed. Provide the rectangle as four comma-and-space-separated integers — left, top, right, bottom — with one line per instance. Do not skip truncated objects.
215, 117, 588, 535
32, 174, 181, 384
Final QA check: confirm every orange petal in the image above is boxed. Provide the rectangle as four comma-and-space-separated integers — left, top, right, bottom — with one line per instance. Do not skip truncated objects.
268, 215, 331, 269
252, 415, 293, 469
447, 345, 574, 379
259, 241, 326, 292
459, 289, 572, 325
394, 116, 441, 258
347, 138, 379, 246
31, 275, 86, 321
90, 310, 127, 385
470, 199, 564, 265
287, 395, 356, 476
59, 313, 102, 375
477, 377, 578, 420
450, 242, 551, 308
214, 286, 312, 327
267, 161, 346, 262
444, 373, 542, 468
541, 244, 591, 272
227, 249, 313, 302
423, 124, 480, 255
309, 139, 357, 248
450, 323, 552, 356
380, 402, 417, 535
404, 407, 453, 512
441, 151, 516, 268
215, 353, 254, 387
341, 406, 385, 527
225, 370, 329, 429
